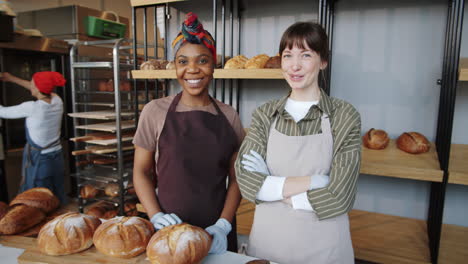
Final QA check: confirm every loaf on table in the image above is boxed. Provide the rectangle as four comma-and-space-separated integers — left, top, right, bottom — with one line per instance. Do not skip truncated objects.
85, 201, 117, 219
396, 132, 430, 154
0, 204, 46, 235
362, 128, 390, 150
37, 212, 101, 256
146, 223, 212, 264
245, 54, 270, 69
224, 55, 248, 69
9, 187, 59, 213
93, 216, 154, 258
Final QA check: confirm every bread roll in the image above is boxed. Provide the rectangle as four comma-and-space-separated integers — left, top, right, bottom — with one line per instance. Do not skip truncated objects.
0, 205, 46, 235
264, 56, 281, 69
125, 202, 138, 216
105, 183, 119, 197
147, 223, 212, 264
396, 132, 430, 154
166, 61, 175, 70
140, 59, 159, 70
93, 216, 154, 258
37, 212, 101, 255
85, 201, 115, 219
224, 55, 248, 69
10, 187, 59, 213
362, 128, 390, 150
245, 54, 270, 69
0, 201, 7, 220
246, 260, 270, 264
80, 184, 100, 199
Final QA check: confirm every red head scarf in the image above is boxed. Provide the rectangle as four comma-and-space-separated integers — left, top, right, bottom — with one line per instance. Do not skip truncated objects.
172, 12, 217, 64
32, 71, 66, 94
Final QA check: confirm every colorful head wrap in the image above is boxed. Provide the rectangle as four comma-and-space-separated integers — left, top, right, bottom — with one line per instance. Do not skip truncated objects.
32, 71, 66, 94
172, 12, 217, 64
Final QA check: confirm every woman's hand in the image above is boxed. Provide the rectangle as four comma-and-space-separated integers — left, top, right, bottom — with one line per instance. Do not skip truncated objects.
150, 212, 183, 230
241, 150, 270, 175
0, 72, 14, 82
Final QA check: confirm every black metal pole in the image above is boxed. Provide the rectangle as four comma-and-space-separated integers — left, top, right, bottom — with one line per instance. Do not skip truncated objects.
229, 0, 234, 106
213, 0, 218, 98
132, 7, 139, 125
143, 7, 150, 103
165, 3, 170, 97
221, 0, 226, 103
154, 6, 159, 99
236, 0, 241, 112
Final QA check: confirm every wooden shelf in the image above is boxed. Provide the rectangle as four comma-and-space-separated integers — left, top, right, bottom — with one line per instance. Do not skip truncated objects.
130, 0, 187, 7
361, 140, 443, 182
75, 120, 135, 132
68, 111, 133, 120
459, 58, 468, 81
131, 69, 284, 79
448, 144, 468, 185
439, 223, 468, 263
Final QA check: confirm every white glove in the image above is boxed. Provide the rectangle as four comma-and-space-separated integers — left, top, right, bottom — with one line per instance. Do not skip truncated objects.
241, 150, 270, 175
310, 174, 330, 190
205, 218, 232, 255
150, 212, 183, 230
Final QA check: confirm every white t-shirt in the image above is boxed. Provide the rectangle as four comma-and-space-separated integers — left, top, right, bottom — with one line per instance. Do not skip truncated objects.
0, 95, 63, 153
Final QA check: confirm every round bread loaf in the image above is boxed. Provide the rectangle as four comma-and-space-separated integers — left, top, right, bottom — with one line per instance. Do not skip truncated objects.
105, 183, 119, 197
362, 128, 390, 150
147, 223, 212, 264
224, 55, 248, 69
37, 212, 101, 255
396, 132, 430, 154
80, 184, 100, 199
245, 54, 270, 69
0, 201, 8, 220
264, 56, 281, 69
0, 204, 46, 235
93, 216, 154, 258
10, 187, 59, 213
85, 201, 115, 219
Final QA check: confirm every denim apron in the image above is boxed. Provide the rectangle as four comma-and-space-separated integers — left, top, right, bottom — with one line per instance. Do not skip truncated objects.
20, 124, 65, 203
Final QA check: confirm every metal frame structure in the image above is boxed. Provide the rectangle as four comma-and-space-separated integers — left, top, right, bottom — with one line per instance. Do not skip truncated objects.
70, 39, 135, 216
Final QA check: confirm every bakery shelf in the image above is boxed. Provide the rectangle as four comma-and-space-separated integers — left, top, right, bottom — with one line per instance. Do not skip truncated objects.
438, 223, 468, 263
85, 136, 134, 146
361, 140, 443, 182
75, 120, 135, 132
448, 144, 468, 185
68, 111, 134, 120
458, 58, 468, 81
131, 69, 284, 79
130, 0, 187, 7
350, 210, 431, 264
70, 170, 131, 184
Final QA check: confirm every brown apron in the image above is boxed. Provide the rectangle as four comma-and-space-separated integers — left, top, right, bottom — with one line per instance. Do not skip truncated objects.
247, 113, 354, 264
157, 92, 238, 252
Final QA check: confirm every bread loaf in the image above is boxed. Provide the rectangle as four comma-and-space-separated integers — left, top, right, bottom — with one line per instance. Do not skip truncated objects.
16, 210, 66, 237
93, 216, 154, 258
224, 55, 248, 69
0, 201, 7, 220
166, 61, 175, 70
103, 209, 118, 219
125, 202, 138, 216
105, 183, 119, 197
362, 128, 390, 150
396, 132, 430, 154
37, 212, 101, 255
80, 184, 100, 199
147, 223, 212, 264
264, 56, 281, 69
10, 187, 59, 213
0, 205, 46, 235
245, 54, 270, 69
140, 59, 159, 70
85, 201, 116, 219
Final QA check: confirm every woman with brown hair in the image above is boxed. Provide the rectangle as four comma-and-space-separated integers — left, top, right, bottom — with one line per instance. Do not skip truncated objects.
133, 13, 244, 254
236, 22, 361, 263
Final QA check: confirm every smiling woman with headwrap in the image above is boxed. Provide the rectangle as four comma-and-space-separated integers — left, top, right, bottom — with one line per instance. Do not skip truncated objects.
0, 71, 66, 203
132, 13, 245, 254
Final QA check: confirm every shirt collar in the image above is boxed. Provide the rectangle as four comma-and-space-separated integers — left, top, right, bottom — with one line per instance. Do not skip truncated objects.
269, 87, 335, 118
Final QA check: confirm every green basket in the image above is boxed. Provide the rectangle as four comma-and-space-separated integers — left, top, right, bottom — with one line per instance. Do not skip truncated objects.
85, 16, 126, 39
